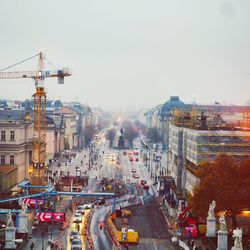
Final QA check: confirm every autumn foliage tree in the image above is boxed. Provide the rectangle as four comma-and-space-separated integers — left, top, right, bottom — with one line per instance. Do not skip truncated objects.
189, 154, 250, 225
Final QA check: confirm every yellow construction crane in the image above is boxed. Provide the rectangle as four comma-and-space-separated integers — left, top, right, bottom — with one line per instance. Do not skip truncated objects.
0, 52, 71, 185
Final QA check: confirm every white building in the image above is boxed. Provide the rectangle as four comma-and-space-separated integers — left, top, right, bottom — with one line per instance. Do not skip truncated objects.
168, 122, 250, 194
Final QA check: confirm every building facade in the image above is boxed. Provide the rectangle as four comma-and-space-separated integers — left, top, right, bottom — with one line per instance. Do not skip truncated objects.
0, 110, 32, 191
46, 115, 65, 161
168, 115, 250, 194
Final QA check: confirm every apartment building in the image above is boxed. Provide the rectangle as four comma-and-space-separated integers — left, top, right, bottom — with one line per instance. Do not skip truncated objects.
0, 110, 32, 192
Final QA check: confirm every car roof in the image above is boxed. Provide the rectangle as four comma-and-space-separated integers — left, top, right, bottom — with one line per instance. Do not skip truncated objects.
71, 230, 80, 234
72, 239, 81, 243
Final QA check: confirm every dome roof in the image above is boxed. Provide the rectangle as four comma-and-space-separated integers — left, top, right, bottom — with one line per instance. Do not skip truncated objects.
160, 96, 185, 117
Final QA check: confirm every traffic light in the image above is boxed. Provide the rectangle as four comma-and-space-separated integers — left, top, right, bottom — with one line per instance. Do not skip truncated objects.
33, 163, 38, 169
39, 163, 45, 169
33, 162, 45, 169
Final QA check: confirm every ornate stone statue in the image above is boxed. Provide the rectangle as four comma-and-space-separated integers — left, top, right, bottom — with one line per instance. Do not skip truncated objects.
219, 213, 227, 231
207, 200, 216, 219
19, 198, 28, 214
232, 228, 243, 249
6, 213, 14, 228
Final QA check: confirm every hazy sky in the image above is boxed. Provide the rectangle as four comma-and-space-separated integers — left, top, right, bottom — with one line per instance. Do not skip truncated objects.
0, 0, 250, 111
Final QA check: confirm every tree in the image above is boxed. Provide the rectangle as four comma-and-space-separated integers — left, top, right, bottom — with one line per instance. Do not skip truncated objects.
96, 120, 109, 131
106, 128, 116, 148
189, 154, 250, 226
121, 120, 139, 148
134, 120, 146, 134
146, 127, 161, 143
83, 124, 95, 147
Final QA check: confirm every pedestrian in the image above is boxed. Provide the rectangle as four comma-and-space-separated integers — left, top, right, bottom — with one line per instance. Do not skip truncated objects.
125, 242, 129, 250
191, 239, 195, 249
187, 229, 192, 239
30, 242, 35, 250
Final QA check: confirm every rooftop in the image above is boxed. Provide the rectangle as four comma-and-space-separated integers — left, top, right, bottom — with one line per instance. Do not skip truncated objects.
0, 165, 17, 174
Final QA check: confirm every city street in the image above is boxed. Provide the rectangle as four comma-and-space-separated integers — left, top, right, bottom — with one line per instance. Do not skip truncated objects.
20, 133, 174, 250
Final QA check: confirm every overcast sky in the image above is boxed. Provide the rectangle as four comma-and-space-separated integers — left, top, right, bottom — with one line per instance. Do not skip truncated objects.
0, 0, 250, 111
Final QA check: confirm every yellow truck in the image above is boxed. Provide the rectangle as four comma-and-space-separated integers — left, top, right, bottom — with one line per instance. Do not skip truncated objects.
117, 231, 139, 243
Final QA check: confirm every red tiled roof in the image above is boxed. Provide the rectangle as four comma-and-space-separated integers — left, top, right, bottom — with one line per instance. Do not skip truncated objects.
0, 165, 17, 174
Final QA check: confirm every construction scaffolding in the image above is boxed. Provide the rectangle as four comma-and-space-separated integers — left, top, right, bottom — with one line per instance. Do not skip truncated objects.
188, 130, 250, 163
170, 109, 250, 164
170, 108, 226, 130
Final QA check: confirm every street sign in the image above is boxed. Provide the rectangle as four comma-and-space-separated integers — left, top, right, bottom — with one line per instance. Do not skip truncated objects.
37, 212, 53, 222
53, 212, 65, 222
23, 198, 43, 207
36, 212, 66, 222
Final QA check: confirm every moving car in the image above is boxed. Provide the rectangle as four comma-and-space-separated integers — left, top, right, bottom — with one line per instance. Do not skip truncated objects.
95, 197, 105, 206
76, 205, 85, 215
81, 202, 92, 209
129, 157, 134, 162
70, 230, 80, 242
73, 213, 82, 223
132, 173, 139, 178
135, 157, 139, 162
131, 169, 136, 173
71, 239, 82, 250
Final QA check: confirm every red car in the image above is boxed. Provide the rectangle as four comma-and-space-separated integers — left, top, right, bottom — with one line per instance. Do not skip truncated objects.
129, 157, 134, 162
135, 157, 139, 162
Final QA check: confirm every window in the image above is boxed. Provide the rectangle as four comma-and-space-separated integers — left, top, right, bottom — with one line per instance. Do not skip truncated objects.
10, 130, 15, 141
10, 155, 15, 165
0, 155, 5, 165
1, 131, 6, 141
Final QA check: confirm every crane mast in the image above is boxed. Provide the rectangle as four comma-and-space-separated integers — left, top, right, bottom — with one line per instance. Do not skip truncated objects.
0, 52, 71, 186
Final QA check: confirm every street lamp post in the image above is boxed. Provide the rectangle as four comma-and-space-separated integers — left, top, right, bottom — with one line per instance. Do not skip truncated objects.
42, 230, 45, 250
50, 201, 55, 246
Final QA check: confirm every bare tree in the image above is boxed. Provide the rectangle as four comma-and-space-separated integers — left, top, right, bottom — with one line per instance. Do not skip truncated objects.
121, 120, 139, 148
146, 127, 161, 143
84, 124, 95, 147
106, 128, 116, 148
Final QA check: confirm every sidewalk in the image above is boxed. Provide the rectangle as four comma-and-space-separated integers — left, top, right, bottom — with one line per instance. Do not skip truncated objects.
161, 202, 214, 250
23, 238, 51, 250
